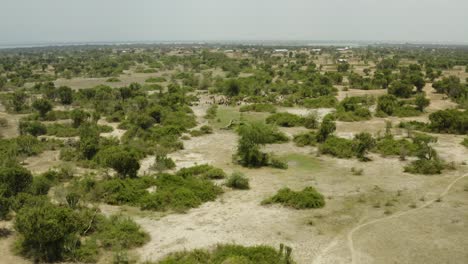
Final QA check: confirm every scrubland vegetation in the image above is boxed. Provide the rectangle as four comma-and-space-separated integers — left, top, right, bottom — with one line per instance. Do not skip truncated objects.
0, 43, 467, 264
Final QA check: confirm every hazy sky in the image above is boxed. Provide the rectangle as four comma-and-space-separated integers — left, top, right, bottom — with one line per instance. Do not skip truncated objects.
1, 0, 467, 44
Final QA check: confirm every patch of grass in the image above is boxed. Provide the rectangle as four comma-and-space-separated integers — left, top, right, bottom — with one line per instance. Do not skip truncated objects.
279, 154, 321, 171
262, 187, 325, 209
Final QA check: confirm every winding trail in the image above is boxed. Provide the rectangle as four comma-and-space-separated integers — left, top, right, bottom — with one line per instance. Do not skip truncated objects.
347, 173, 468, 264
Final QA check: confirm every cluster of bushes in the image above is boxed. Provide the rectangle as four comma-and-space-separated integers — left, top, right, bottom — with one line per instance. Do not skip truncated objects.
262, 187, 325, 209
74, 165, 226, 212
335, 96, 373, 122
145, 77, 166, 83
240, 103, 277, 113
0, 160, 148, 263
266, 112, 318, 128
156, 244, 295, 264
319, 132, 376, 161
235, 122, 289, 168
376, 94, 428, 117
428, 109, 468, 134
293, 131, 317, 147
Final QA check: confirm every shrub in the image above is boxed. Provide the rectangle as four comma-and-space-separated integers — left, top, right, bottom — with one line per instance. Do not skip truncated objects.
32, 98, 53, 118
375, 136, 417, 157
404, 159, 445, 175
157, 244, 295, 264
239, 103, 276, 113
145, 77, 166, 83
428, 109, 468, 134
19, 121, 47, 136
319, 136, 354, 158
177, 164, 226, 179
317, 114, 336, 142
28, 175, 54, 195
106, 77, 121, 82
140, 174, 222, 212
293, 131, 317, 147
225, 172, 250, 190
0, 197, 10, 220
353, 132, 376, 160
270, 157, 288, 169
266, 112, 303, 127
97, 147, 140, 178
0, 166, 33, 197
303, 113, 318, 129
262, 187, 325, 209
15, 203, 78, 262
95, 215, 149, 249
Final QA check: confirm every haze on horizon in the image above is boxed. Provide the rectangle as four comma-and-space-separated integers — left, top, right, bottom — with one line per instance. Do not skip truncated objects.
1, 0, 467, 45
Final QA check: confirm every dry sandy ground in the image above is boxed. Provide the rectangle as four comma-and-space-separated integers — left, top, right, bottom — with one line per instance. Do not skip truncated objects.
134, 119, 468, 263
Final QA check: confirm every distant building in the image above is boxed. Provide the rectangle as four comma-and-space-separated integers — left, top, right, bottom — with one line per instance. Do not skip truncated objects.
337, 58, 348, 63
273, 49, 288, 53
311, 48, 322, 53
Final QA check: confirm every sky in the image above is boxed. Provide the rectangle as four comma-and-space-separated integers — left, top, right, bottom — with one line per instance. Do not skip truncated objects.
1, 0, 467, 45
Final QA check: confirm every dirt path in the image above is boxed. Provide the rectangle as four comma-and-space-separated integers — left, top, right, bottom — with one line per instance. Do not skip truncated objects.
347, 173, 468, 264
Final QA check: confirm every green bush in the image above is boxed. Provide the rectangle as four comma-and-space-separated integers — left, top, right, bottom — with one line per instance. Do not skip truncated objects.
240, 103, 276, 113
269, 157, 288, 169
225, 172, 250, 190
404, 159, 445, 175
145, 77, 166, 83
19, 121, 47, 136
375, 136, 418, 157
0, 166, 33, 197
302, 95, 338, 108
140, 174, 222, 212
95, 215, 149, 249
156, 244, 295, 264
177, 164, 226, 179
262, 187, 325, 209
15, 203, 78, 262
293, 131, 317, 147
319, 136, 355, 158
266, 112, 303, 127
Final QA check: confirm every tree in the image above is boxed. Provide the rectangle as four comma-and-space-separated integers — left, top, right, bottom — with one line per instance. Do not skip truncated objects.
225, 79, 240, 97
415, 93, 430, 111
376, 94, 398, 116
32, 98, 53, 118
410, 75, 425, 92
78, 124, 100, 160
15, 203, 78, 262
11, 90, 27, 112
388, 80, 413, 98
413, 134, 438, 160
337, 62, 350, 72
317, 114, 336, 142
0, 166, 33, 197
104, 150, 140, 178
56, 86, 73, 105
70, 109, 89, 128
353, 132, 376, 161
19, 121, 47, 136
